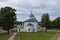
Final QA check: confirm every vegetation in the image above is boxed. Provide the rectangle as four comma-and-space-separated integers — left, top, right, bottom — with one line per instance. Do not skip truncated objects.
0, 7, 16, 34
14, 32, 20, 40
14, 31, 58, 40
40, 13, 60, 30
40, 13, 51, 31
0, 32, 13, 40
51, 17, 60, 29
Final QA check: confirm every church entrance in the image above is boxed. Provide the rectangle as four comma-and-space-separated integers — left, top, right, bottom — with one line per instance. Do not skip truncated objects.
26, 23, 35, 32
28, 28, 30, 31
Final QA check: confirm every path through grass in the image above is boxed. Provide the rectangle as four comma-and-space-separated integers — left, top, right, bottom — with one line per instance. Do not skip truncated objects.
0, 32, 13, 40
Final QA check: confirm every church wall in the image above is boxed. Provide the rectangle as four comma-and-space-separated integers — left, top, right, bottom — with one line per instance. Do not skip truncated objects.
24, 22, 38, 32
31, 22, 38, 32
17, 22, 39, 32
17, 24, 24, 32
17, 25, 20, 32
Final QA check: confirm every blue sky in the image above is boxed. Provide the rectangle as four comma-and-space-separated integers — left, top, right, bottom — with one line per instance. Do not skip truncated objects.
0, 0, 60, 22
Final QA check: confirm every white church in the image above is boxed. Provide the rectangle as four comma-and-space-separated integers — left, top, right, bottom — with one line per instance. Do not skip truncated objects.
17, 12, 41, 32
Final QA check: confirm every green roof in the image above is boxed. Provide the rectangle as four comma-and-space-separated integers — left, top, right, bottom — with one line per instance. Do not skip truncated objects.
24, 13, 38, 22
27, 23, 33, 26
24, 18, 38, 22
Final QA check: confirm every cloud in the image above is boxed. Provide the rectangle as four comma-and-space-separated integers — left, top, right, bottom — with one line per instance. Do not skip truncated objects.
0, 0, 60, 21
0, 0, 7, 2
0, 0, 59, 13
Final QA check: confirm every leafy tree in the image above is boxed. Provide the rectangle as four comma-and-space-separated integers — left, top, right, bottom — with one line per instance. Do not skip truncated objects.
40, 13, 51, 31
0, 7, 16, 34
52, 17, 60, 29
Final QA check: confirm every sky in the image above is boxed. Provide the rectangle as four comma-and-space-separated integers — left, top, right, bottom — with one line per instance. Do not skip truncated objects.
0, 0, 60, 22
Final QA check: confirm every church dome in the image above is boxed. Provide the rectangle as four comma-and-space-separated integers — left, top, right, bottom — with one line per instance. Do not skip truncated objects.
24, 12, 38, 22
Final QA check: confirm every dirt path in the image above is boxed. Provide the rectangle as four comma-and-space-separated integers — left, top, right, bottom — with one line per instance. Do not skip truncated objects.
58, 35, 60, 40
8, 32, 17, 40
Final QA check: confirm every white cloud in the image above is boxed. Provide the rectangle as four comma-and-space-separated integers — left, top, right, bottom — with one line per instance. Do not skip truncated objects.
0, 0, 58, 13
0, 0, 60, 21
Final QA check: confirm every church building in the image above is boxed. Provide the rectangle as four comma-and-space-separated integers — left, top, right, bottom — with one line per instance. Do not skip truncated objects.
17, 12, 40, 32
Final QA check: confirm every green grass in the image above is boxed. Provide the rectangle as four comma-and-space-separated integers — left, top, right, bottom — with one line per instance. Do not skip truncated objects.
0, 32, 13, 40
14, 32, 20, 40
14, 31, 58, 40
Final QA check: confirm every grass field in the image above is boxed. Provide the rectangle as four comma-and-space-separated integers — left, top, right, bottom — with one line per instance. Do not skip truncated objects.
14, 31, 59, 40
14, 32, 20, 40
0, 32, 13, 40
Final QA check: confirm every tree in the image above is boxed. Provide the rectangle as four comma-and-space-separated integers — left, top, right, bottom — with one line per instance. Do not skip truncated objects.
51, 17, 60, 29
0, 7, 16, 34
40, 13, 51, 31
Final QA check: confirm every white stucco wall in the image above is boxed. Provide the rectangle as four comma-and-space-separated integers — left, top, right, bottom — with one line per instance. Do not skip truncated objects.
17, 24, 24, 32
24, 22, 38, 32
17, 22, 40, 32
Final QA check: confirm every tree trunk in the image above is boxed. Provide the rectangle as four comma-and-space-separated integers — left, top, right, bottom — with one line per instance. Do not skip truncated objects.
45, 29, 46, 32
8, 28, 9, 35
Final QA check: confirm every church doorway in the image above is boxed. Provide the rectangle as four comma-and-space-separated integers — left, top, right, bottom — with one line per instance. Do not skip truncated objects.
26, 23, 34, 32
28, 28, 30, 31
